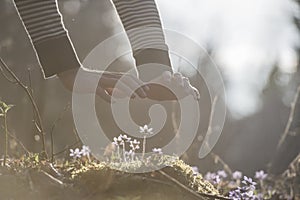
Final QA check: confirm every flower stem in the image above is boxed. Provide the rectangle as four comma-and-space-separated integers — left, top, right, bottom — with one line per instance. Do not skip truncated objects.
122, 144, 126, 162
142, 135, 146, 160
3, 114, 8, 166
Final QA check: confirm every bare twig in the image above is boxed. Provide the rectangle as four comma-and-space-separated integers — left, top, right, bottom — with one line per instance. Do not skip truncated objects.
158, 170, 230, 200
0, 63, 16, 83
210, 152, 232, 175
282, 153, 300, 177
0, 57, 47, 157
277, 85, 300, 150
50, 102, 71, 162
27, 68, 34, 95
3, 111, 8, 165
203, 96, 232, 175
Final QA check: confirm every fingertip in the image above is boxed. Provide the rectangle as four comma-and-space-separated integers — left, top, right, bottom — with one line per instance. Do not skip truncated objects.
162, 71, 172, 82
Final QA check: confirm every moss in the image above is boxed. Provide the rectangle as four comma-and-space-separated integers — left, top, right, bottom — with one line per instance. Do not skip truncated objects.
67, 156, 219, 199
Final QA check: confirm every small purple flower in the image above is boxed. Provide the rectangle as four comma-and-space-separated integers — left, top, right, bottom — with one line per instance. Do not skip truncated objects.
70, 148, 82, 159
204, 172, 215, 181
129, 139, 140, 151
191, 166, 199, 175
204, 172, 221, 184
81, 145, 91, 157
232, 171, 242, 180
139, 125, 153, 135
152, 148, 163, 154
254, 170, 267, 180
112, 135, 124, 146
217, 170, 227, 178
121, 134, 131, 142
242, 176, 257, 187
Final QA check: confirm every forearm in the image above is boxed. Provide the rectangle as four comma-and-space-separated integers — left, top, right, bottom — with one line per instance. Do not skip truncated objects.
13, 0, 81, 78
112, 0, 172, 81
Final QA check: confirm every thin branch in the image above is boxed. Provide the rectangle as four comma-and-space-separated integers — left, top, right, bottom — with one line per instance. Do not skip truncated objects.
0, 63, 16, 83
50, 102, 71, 162
282, 152, 300, 177
277, 85, 300, 150
27, 68, 34, 95
210, 152, 232, 175
0, 57, 47, 157
203, 96, 232, 175
158, 170, 230, 200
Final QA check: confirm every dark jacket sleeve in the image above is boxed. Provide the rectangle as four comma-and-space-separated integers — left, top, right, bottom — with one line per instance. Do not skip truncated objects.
13, 0, 81, 78
112, 0, 172, 81
14, 0, 171, 80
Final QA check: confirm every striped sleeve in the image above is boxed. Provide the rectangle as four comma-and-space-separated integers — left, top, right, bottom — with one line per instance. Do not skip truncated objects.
112, 0, 172, 79
13, 0, 81, 78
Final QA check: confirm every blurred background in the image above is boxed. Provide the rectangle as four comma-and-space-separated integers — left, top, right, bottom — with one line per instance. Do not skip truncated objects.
0, 0, 299, 176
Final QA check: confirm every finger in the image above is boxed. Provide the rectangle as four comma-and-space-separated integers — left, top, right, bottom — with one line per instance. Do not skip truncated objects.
183, 77, 200, 100
173, 72, 184, 87
192, 86, 200, 100
96, 87, 113, 103
162, 71, 172, 82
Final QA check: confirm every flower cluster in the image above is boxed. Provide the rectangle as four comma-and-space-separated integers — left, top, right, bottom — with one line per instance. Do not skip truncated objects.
69, 145, 91, 159
202, 169, 272, 200
204, 170, 228, 184
229, 176, 257, 200
109, 125, 164, 163
112, 134, 141, 162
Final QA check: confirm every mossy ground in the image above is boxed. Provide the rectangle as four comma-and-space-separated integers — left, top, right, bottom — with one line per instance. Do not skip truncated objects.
0, 154, 222, 200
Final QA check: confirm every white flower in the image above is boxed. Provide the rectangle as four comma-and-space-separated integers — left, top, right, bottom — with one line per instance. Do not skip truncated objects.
139, 125, 153, 135
81, 145, 91, 157
152, 148, 163, 154
70, 148, 82, 158
121, 134, 131, 142
129, 139, 140, 150
113, 136, 124, 146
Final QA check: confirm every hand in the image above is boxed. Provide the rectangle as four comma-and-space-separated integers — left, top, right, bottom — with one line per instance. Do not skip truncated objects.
144, 71, 200, 101
58, 68, 149, 103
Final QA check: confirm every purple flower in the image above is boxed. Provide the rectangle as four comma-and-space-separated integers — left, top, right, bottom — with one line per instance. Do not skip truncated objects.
139, 125, 153, 135
232, 171, 242, 180
191, 166, 199, 175
217, 170, 227, 178
152, 148, 163, 154
254, 170, 267, 180
121, 134, 131, 142
69, 148, 82, 159
81, 145, 91, 157
242, 176, 257, 187
205, 172, 221, 184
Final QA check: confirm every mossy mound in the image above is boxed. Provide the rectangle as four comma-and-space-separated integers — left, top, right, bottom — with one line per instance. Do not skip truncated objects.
0, 155, 224, 200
